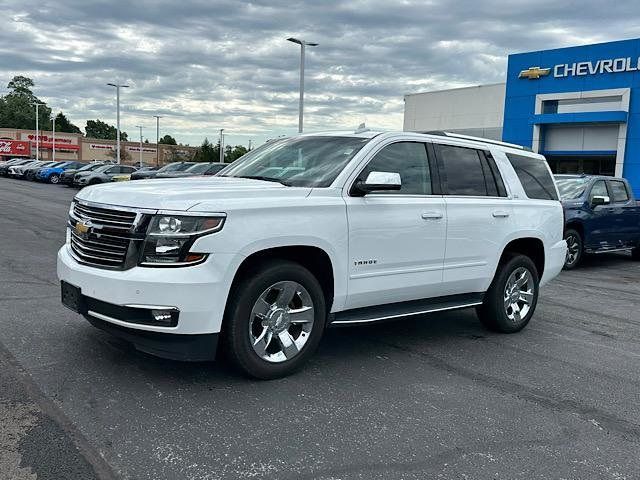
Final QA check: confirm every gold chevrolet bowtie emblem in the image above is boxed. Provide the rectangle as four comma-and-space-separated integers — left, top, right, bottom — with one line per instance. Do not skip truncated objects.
75, 221, 90, 235
519, 66, 551, 79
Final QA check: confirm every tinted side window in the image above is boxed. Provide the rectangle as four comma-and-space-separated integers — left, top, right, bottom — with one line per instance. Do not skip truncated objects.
506, 153, 558, 200
589, 180, 608, 202
123, 166, 136, 173
609, 180, 629, 202
435, 144, 487, 196
357, 142, 431, 195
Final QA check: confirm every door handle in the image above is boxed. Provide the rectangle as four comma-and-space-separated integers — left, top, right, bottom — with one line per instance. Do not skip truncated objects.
492, 211, 510, 218
421, 212, 443, 220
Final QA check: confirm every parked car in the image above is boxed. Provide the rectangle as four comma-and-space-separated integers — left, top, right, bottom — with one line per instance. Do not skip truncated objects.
110, 173, 133, 182
155, 162, 226, 178
36, 161, 85, 184
60, 162, 106, 186
8, 160, 44, 178
23, 161, 66, 181
58, 130, 567, 379
130, 162, 194, 180
73, 164, 138, 186
0, 158, 35, 176
555, 174, 640, 268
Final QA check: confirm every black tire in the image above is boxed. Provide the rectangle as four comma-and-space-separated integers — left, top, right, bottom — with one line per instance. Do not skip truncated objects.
632, 247, 640, 261
477, 253, 539, 333
88, 179, 101, 185
49, 173, 60, 184
222, 260, 327, 379
563, 229, 583, 270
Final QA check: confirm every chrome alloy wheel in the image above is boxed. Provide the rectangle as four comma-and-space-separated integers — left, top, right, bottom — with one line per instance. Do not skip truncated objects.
503, 267, 534, 323
565, 233, 580, 266
249, 281, 315, 363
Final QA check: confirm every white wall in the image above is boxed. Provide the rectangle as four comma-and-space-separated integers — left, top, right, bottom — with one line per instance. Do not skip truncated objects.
403, 83, 506, 140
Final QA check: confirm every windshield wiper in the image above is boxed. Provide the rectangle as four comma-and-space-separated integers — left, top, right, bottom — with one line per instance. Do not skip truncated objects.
225, 175, 291, 186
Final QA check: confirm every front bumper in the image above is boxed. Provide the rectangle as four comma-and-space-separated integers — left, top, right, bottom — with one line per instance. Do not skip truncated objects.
57, 244, 237, 336
541, 239, 567, 287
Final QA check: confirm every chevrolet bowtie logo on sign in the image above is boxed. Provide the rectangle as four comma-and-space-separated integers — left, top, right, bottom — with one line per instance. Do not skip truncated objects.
518, 66, 551, 79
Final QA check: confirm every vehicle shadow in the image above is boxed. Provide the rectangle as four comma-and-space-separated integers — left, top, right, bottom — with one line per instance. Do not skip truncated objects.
79, 307, 486, 386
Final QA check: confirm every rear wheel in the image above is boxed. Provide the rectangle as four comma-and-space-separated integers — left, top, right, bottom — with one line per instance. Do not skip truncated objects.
632, 246, 640, 261
563, 229, 583, 269
477, 254, 539, 333
49, 174, 60, 184
222, 260, 326, 379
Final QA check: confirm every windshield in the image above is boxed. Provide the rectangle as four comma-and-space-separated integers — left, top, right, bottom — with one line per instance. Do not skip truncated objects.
77, 163, 103, 172
185, 163, 211, 174
555, 177, 590, 200
159, 162, 194, 173
220, 136, 371, 187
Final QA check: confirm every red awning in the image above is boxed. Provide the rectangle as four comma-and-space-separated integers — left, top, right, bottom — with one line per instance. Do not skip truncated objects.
38, 142, 80, 151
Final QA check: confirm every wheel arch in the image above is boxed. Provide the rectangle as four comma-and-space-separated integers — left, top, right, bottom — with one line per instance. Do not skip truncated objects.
499, 237, 546, 279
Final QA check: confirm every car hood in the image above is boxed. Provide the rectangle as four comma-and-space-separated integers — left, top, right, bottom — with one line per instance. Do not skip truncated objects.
76, 176, 312, 211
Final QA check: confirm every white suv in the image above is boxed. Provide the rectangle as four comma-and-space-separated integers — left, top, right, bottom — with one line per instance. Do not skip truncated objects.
57, 131, 567, 378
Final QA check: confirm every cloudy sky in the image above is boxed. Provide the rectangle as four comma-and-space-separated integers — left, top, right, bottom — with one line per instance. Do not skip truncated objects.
2, 0, 640, 147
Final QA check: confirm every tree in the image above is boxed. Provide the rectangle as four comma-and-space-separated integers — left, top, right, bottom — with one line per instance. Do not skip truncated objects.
106, 148, 132, 163
158, 134, 177, 145
85, 119, 127, 141
54, 112, 81, 134
0, 75, 51, 130
193, 137, 219, 162
227, 145, 249, 162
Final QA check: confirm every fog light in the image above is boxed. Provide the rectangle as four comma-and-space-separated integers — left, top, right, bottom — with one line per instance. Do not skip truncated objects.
151, 309, 176, 326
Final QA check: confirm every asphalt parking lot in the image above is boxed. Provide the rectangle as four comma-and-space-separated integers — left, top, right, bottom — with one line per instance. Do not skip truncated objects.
1, 177, 639, 480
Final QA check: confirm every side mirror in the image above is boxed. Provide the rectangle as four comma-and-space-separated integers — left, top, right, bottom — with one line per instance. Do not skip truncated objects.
591, 195, 610, 207
354, 171, 402, 195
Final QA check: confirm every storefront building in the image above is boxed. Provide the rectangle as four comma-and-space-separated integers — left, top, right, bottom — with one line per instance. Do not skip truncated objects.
404, 38, 640, 195
0, 128, 197, 165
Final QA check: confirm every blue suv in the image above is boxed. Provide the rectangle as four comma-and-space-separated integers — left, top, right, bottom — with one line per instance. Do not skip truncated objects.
35, 161, 85, 184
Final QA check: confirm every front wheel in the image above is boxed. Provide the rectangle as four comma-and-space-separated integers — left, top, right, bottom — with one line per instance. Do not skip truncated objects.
563, 229, 583, 269
632, 246, 640, 261
49, 174, 60, 184
222, 260, 327, 379
477, 254, 539, 333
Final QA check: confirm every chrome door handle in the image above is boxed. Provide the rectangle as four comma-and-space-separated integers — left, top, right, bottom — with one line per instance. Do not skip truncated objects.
421, 212, 443, 220
492, 211, 510, 218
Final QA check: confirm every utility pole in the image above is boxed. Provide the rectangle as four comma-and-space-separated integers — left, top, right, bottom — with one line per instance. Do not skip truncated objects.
153, 115, 161, 166
286, 37, 318, 133
31, 102, 45, 161
136, 125, 143, 168
248, 139, 252, 151
107, 83, 129, 164
219, 128, 224, 163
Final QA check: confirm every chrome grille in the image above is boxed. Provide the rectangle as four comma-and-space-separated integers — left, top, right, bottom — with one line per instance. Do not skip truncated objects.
70, 201, 138, 269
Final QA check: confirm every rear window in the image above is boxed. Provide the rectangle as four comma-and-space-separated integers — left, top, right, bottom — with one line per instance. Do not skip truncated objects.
609, 180, 629, 202
506, 153, 558, 200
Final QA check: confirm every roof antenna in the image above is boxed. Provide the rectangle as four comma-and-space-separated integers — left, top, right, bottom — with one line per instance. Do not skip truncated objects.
354, 122, 369, 134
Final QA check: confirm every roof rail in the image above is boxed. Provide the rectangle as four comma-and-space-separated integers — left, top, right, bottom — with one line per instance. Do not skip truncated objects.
419, 131, 532, 151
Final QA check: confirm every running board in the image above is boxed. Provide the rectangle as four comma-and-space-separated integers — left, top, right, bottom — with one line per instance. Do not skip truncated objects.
329, 293, 484, 326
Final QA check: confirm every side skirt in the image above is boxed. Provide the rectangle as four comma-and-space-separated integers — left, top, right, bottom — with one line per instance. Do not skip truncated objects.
328, 293, 484, 327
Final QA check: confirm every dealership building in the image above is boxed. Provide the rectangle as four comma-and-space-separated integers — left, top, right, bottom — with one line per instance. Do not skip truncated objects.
0, 128, 197, 165
404, 38, 640, 195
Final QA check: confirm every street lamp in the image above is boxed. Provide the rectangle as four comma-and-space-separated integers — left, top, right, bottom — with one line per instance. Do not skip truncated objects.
107, 83, 129, 164
136, 125, 144, 168
286, 37, 318, 133
31, 102, 45, 160
219, 128, 224, 163
153, 115, 162, 166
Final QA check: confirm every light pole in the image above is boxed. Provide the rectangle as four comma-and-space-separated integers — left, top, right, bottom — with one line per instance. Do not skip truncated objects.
136, 125, 143, 168
286, 37, 318, 133
153, 115, 162, 166
31, 102, 45, 160
248, 139, 252, 151
51, 113, 56, 163
219, 128, 224, 163
107, 83, 129, 164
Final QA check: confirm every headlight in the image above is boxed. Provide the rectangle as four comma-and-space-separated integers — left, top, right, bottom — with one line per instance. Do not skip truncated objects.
140, 214, 225, 266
